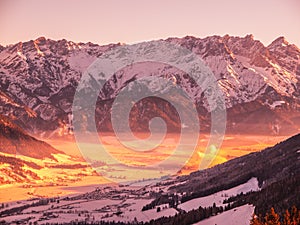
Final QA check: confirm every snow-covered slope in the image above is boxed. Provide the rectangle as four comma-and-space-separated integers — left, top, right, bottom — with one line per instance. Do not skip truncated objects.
178, 177, 259, 211
193, 204, 254, 225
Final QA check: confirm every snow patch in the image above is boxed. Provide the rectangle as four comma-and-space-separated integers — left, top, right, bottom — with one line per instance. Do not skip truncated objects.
265, 101, 286, 109
17, 51, 27, 60
267, 100, 286, 109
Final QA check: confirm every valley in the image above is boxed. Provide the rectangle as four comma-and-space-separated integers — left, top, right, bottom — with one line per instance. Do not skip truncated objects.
0, 133, 299, 224
0, 132, 291, 202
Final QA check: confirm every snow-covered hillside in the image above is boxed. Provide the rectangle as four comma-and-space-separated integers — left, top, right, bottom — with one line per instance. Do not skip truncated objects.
178, 177, 259, 211
193, 204, 254, 225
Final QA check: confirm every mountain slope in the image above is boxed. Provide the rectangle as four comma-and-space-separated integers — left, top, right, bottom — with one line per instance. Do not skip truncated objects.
0, 115, 61, 159
0, 115, 97, 186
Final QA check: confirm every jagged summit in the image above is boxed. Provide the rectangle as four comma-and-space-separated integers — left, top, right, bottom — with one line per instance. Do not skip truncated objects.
35, 36, 47, 42
244, 34, 255, 40
268, 36, 289, 48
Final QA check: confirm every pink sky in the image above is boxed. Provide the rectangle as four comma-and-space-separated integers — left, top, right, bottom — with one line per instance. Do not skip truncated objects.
0, 0, 299, 47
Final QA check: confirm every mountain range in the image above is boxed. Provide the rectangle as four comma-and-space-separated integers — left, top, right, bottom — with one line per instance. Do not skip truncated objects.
0, 35, 299, 136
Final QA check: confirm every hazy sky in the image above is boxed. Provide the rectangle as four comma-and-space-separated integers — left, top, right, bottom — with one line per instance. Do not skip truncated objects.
0, 0, 299, 46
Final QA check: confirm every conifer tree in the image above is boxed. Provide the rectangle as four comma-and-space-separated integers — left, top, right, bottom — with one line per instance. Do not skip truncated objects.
291, 206, 300, 225
283, 209, 291, 225
264, 207, 281, 225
